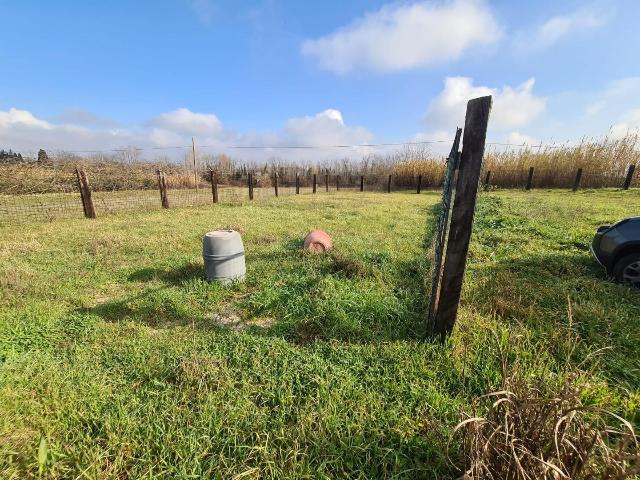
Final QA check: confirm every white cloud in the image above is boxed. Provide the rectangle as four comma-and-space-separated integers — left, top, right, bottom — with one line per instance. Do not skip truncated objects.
502, 131, 540, 146
517, 7, 610, 51
610, 108, 640, 139
283, 109, 372, 146
0, 106, 374, 162
0, 108, 52, 130
425, 77, 546, 130
585, 77, 640, 118
150, 108, 223, 136
301, 0, 501, 74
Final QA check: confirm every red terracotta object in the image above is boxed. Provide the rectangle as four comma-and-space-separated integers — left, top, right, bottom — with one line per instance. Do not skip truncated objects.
303, 230, 333, 253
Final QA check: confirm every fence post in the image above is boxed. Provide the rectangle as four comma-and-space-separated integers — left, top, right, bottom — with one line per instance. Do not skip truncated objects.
313, 174, 317, 193
76, 168, 96, 218
210, 170, 219, 204
387, 174, 392, 193
572, 168, 583, 192
525, 166, 535, 190
623, 164, 636, 190
484, 170, 491, 190
360, 175, 364, 192
248, 172, 254, 200
325, 173, 329, 192
296, 173, 300, 194
416, 174, 422, 194
274, 172, 279, 197
156, 169, 169, 209
336, 175, 340, 191
432, 95, 492, 340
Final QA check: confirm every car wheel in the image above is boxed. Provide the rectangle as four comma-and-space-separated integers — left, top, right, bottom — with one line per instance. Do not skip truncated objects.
613, 253, 640, 288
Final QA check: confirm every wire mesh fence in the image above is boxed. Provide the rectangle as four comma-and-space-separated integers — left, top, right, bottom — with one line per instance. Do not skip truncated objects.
0, 160, 638, 224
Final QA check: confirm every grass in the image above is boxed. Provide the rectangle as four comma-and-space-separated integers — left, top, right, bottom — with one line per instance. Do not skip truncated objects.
0, 189, 639, 478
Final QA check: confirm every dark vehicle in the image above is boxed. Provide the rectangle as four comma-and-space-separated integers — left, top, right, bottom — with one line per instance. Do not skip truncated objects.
591, 216, 640, 288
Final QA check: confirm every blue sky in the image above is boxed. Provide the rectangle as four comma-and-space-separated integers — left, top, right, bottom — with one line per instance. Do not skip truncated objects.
1, 0, 639, 160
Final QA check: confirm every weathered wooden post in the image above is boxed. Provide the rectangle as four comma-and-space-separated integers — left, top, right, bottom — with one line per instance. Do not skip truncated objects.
325, 173, 329, 192
387, 174, 392, 193
313, 174, 317, 193
156, 169, 169, 209
484, 170, 491, 190
431, 95, 492, 340
416, 174, 422, 194
360, 175, 364, 192
274, 172, 279, 197
296, 173, 300, 194
76, 168, 96, 218
248, 172, 254, 200
623, 164, 636, 190
336, 175, 340, 191
572, 168, 583, 192
210, 170, 218, 203
525, 166, 535, 190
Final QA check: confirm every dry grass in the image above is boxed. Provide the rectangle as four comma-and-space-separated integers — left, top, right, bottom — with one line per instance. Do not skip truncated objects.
456, 372, 639, 479
454, 329, 639, 479
1, 133, 639, 195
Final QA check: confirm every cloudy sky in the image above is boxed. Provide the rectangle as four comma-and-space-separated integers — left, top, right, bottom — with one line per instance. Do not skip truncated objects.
1, 0, 639, 160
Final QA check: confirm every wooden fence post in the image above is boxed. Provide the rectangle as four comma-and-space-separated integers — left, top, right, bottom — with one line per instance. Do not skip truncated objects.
248, 172, 254, 200
210, 170, 218, 203
274, 172, 279, 197
623, 164, 636, 190
387, 174, 392, 193
325, 173, 329, 192
296, 173, 300, 194
313, 174, 317, 193
572, 168, 583, 192
525, 166, 535, 190
76, 168, 96, 218
360, 175, 364, 192
484, 170, 491, 190
432, 95, 492, 340
416, 174, 422, 194
336, 175, 340, 191
156, 169, 169, 209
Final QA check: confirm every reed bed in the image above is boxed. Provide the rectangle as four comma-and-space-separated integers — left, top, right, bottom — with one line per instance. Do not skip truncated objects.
1, 134, 638, 195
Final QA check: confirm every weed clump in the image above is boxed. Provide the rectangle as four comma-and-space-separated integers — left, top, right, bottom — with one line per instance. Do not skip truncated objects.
455, 368, 639, 479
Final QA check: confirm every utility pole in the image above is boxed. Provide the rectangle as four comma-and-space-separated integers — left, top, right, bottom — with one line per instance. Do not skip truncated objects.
192, 137, 198, 194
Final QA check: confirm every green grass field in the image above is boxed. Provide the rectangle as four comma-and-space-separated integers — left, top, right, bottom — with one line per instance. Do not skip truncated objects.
1, 190, 639, 478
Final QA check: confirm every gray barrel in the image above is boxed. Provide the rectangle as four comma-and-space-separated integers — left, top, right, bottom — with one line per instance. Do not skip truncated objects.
202, 230, 246, 284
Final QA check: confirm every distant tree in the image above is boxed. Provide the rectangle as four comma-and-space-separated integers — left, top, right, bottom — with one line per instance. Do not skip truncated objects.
0, 148, 22, 163
37, 148, 49, 163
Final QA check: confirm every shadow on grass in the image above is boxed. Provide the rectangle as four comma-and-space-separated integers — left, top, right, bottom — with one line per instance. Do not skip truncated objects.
127, 262, 204, 285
